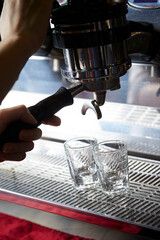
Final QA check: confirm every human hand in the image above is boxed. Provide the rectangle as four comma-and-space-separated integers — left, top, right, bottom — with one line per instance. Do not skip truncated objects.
0, 105, 61, 162
0, 0, 55, 55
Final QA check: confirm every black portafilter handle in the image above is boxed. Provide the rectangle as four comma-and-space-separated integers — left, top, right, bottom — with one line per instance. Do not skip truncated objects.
0, 87, 73, 149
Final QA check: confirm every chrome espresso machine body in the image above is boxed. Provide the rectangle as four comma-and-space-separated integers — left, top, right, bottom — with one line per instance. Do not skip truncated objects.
51, 0, 160, 117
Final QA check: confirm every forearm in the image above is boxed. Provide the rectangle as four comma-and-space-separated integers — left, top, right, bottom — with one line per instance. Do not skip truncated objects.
0, 0, 54, 103
0, 37, 32, 103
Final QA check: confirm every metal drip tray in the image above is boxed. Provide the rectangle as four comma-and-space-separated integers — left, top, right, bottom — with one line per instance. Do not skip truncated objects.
0, 139, 160, 233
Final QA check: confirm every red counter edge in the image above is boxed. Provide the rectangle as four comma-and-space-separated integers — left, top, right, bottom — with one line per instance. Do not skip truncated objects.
0, 190, 142, 234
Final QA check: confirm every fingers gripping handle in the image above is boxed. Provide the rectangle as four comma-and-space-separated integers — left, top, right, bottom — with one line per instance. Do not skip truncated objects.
0, 87, 73, 148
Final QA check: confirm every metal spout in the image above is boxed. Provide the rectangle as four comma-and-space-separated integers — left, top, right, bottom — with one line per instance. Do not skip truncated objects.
93, 91, 106, 106
81, 100, 102, 119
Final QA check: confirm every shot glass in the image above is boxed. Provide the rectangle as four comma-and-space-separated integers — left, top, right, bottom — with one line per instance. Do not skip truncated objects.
64, 137, 99, 190
93, 140, 129, 195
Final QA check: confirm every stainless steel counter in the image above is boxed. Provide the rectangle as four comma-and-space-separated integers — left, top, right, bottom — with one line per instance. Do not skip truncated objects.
0, 139, 160, 236
0, 90, 160, 240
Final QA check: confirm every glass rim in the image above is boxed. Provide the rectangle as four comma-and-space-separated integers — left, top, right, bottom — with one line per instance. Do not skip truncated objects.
93, 140, 127, 153
64, 136, 97, 150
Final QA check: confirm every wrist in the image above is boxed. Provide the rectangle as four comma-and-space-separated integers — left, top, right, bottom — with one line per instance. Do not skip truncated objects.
1, 36, 34, 59
12, 35, 42, 56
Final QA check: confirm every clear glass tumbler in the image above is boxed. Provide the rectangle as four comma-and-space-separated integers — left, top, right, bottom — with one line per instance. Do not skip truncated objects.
64, 137, 99, 190
93, 140, 129, 195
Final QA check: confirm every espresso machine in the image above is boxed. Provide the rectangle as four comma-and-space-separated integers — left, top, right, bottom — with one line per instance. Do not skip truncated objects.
50, 0, 160, 118
0, 1, 160, 239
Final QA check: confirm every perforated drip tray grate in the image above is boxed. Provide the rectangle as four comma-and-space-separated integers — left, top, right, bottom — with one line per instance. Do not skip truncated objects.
0, 140, 160, 232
